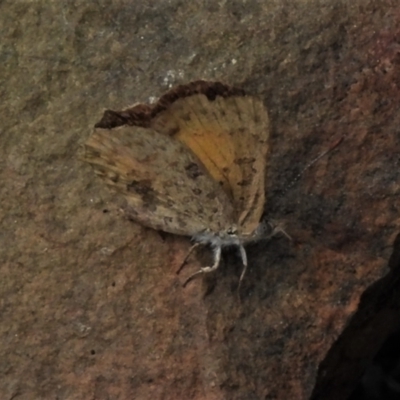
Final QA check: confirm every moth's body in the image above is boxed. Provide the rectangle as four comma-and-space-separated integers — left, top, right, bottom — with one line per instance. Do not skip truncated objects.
192, 223, 269, 252
183, 220, 277, 286
194, 228, 241, 247
83, 81, 270, 286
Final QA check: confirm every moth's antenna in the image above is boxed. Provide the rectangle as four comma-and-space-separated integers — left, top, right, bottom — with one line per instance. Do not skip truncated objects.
279, 136, 343, 197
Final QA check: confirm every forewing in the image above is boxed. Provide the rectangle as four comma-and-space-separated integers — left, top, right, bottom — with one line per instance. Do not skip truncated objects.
151, 91, 269, 235
83, 125, 235, 236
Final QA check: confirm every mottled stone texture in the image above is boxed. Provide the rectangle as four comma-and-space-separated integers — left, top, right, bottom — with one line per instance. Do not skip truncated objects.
1, 1, 400, 399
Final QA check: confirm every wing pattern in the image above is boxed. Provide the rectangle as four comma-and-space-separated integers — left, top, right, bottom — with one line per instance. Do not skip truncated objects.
83, 125, 235, 236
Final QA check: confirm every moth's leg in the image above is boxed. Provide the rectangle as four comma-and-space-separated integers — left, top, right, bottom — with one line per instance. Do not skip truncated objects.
238, 244, 248, 291
182, 245, 222, 287
176, 242, 202, 274
268, 220, 292, 241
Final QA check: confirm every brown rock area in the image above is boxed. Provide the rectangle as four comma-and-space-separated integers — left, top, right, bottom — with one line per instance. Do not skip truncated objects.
1, 1, 400, 399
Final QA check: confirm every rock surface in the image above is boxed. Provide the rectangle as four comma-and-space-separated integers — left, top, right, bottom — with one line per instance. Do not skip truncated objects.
1, 1, 400, 399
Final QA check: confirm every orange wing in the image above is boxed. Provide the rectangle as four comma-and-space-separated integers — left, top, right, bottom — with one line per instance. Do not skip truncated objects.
94, 81, 270, 236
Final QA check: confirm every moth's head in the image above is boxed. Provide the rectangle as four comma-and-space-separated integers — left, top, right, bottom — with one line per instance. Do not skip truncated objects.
225, 225, 238, 236
239, 219, 292, 244
216, 225, 241, 246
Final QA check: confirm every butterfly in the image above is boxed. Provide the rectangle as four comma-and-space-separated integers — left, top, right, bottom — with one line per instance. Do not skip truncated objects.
83, 80, 270, 287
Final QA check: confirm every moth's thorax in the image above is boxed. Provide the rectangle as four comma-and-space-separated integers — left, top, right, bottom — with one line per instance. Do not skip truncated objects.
193, 226, 243, 248
192, 220, 273, 248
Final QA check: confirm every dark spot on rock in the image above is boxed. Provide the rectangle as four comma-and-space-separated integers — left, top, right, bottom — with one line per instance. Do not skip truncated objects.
103, 209, 109, 213
90, 349, 96, 355
185, 162, 203, 179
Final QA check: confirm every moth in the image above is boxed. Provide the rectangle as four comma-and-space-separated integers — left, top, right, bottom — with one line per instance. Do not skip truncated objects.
83, 81, 271, 286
